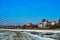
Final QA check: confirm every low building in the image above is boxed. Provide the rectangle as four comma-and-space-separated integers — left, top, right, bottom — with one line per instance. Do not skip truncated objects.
46, 21, 56, 28
51, 21, 56, 26
27, 23, 33, 27
38, 23, 43, 28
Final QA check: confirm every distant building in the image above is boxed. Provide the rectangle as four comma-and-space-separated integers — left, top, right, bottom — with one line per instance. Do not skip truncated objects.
46, 21, 56, 28
3, 18, 7, 26
58, 19, 60, 27
38, 21, 47, 28
27, 23, 33, 27
42, 21, 47, 28
51, 21, 56, 26
38, 20, 56, 28
42, 18, 47, 28
38, 23, 42, 28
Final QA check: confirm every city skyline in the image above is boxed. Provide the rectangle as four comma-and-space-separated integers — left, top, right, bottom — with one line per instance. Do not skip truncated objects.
0, 0, 60, 25
0, 18, 60, 25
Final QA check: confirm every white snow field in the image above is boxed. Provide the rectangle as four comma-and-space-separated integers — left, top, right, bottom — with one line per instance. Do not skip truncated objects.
22, 32, 55, 40
0, 31, 55, 40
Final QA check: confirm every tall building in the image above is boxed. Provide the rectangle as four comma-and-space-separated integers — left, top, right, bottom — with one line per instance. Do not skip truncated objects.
58, 19, 60, 27
42, 19, 47, 28
3, 18, 7, 26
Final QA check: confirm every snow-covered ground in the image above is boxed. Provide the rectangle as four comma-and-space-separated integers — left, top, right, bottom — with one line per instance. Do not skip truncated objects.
0, 29, 60, 40
0, 29, 60, 33
23, 32, 55, 40
0, 31, 55, 40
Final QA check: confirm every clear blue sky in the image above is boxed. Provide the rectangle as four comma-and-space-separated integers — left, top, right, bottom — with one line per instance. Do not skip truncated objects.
0, 0, 60, 25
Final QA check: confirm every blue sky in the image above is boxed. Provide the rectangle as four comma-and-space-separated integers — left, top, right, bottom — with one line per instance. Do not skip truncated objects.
0, 0, 60, 25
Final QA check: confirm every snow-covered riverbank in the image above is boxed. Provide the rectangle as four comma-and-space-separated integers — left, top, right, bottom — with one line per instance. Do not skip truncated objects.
0, 31, 55, 40
0, 29, 60, 33
0, 29, 60, 40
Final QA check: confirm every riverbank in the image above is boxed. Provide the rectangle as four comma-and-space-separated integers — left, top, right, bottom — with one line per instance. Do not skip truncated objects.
0, 29, 60, 33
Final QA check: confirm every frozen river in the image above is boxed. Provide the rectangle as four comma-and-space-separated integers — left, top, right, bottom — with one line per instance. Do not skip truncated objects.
0, 30, 55, 40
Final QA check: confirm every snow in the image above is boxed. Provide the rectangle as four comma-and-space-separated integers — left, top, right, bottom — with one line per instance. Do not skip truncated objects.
0, 31, 55, 40
0, 29, 57, 40
22, 32, 55, 40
